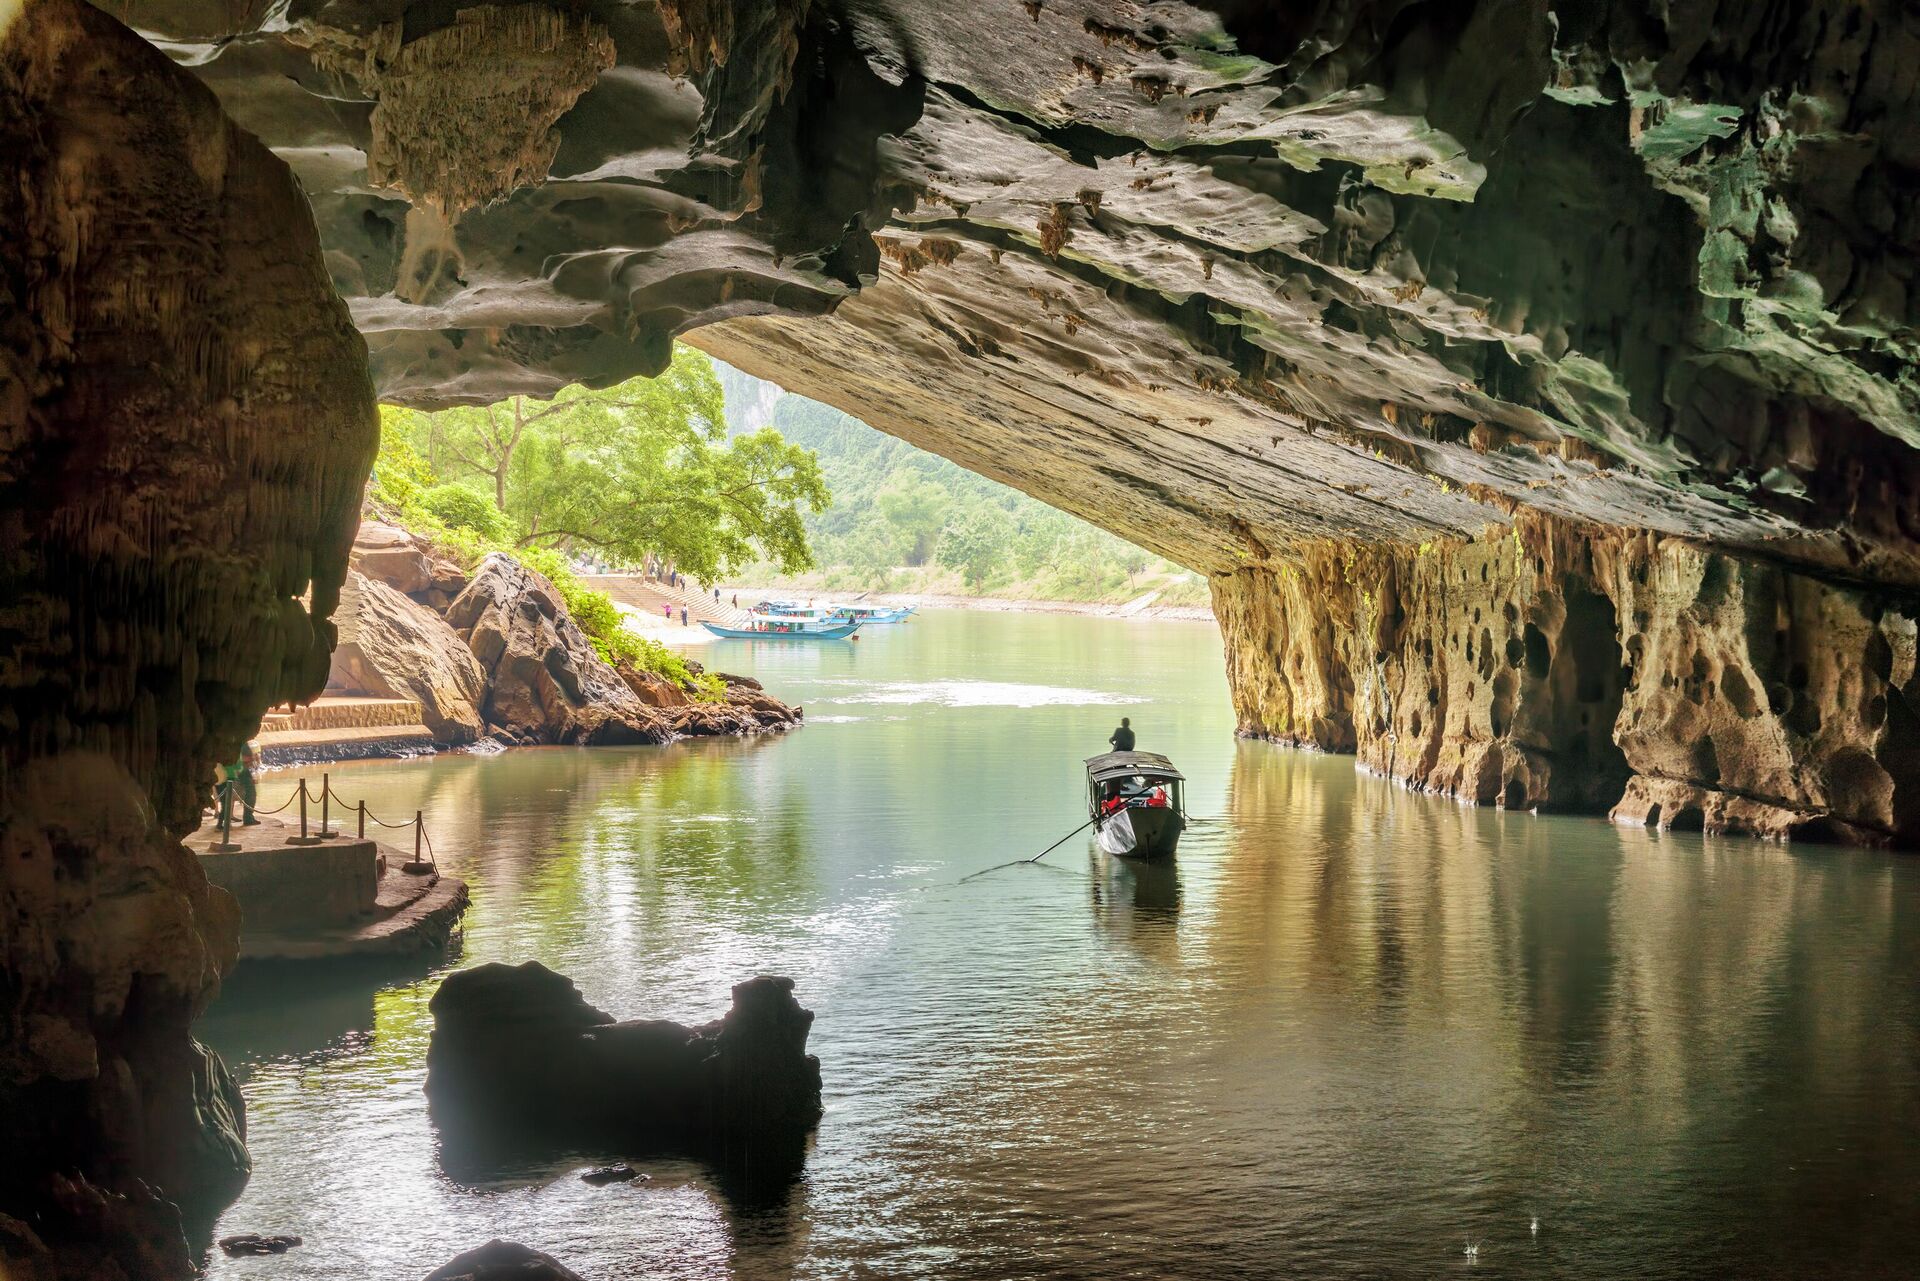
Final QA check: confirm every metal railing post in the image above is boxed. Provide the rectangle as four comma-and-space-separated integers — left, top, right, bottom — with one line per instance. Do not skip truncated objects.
358, 800, 366, 840
318, 772, 332, 838
414, 810, 423, 865
220, 782, 232, 848
298, 779, 309, 840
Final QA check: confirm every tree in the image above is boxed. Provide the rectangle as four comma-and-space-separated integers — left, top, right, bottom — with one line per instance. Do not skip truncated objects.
404, 345, 828, 580
875, 478, 950, 566
936, 508, 1009, 588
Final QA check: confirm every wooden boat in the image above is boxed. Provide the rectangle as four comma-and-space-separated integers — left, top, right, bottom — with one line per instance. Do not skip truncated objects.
843, 604, 915, 623
702, 616, 863, 639
1086, 751, 1186, 859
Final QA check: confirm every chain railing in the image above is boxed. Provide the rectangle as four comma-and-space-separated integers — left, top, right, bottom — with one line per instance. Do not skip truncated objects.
209, 772, 439, 875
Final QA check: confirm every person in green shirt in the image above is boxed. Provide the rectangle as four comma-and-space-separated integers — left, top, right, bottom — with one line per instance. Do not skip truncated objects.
220, 742, 260, 827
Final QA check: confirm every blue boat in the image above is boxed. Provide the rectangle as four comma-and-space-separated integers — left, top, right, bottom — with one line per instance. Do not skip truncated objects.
702, 617, 863, 639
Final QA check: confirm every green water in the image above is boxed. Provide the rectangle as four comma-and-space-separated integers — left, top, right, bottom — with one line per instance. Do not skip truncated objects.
201, 609, 1920, 1279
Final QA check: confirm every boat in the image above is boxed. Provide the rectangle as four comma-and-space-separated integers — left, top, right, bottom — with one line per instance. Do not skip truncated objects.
1085, 751, 1187, 859
842, 603, 916, 624
702, 614, 863, 639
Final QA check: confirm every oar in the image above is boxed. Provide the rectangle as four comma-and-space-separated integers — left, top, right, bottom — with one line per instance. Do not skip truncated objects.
956, 816, 1096, 883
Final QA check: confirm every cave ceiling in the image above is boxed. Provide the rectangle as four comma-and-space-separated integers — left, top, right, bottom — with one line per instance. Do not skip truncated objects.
122, 0, 1920, 584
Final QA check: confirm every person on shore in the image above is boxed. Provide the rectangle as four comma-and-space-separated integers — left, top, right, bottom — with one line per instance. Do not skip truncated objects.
731, 593, 739, 608
221, 742, 260, 826
1108, 717, 1136, 752
680, 606, 689, 626
663, 603, 672, 620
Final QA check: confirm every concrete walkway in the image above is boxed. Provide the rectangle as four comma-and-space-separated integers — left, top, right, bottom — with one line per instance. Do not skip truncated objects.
195, 814, 468, 964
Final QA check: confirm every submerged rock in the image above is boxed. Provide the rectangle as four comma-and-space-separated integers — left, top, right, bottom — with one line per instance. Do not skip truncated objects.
424, 963, 822, 1156
578, 1164, 644, 1186
423, 1239, 584, 1281
446, 555, 671, 746
218, 1233, 303, 1256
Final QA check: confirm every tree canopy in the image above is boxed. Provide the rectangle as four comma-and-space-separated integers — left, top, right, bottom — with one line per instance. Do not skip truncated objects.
380, 346, 826, 580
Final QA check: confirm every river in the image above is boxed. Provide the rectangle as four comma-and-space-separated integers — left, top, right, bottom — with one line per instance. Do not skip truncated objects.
201, 609, 1920, 1279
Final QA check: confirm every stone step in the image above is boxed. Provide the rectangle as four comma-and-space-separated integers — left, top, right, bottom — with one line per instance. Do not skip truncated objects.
264, 696, 423, 732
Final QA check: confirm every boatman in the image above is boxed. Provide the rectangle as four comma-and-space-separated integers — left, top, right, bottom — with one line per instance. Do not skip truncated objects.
1108, 717, 1136, 752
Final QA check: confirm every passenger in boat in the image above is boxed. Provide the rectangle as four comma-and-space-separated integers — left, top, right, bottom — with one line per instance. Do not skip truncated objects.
1147, 785, 1169, 808
1108, 717, 1136, 752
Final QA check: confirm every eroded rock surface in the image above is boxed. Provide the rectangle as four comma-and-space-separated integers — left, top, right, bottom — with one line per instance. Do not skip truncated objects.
330, 570, 489, 743
0, 0, 376, 1266
446, 554, 672, 744
104, 0, 1920, 841
1215, 513, 1920, 844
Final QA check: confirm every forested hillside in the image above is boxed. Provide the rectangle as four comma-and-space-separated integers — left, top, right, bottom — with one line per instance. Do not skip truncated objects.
746, 386, 1204, 605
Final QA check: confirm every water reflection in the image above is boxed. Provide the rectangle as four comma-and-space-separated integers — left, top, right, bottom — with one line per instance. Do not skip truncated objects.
202, 611, 1920, 1279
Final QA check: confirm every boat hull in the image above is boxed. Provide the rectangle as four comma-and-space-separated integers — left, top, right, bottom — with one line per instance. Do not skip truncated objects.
700, 621, 862, 639
1093, 805, 1184, 859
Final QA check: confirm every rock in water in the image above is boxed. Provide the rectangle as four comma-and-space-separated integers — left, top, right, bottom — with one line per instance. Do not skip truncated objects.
578, 1164, 643, 1186
423, 1239, 585, 1281
218, 1233, 303, 1256
424, 963, 822, 1157
445, 555, 670, 746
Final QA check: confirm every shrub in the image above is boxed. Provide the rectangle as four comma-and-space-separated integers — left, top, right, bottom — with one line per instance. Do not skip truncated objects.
421, 483, 507, 540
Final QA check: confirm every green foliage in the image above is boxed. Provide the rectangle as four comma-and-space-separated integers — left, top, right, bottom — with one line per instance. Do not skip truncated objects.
368, 412, 436, 513
760, 394, 1180, 600
934, 509, 1008, 587
420, 482, 507, 540
385, 345, 826, 581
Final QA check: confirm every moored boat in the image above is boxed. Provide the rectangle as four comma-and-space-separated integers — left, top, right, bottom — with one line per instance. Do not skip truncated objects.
1085, 751, 1186, 859
702, 615, 863, 639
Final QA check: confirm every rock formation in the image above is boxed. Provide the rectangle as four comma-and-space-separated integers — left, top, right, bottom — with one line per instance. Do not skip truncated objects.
0, 0, 376, 1268
330, 570, 490, 743
425, 962, 822, 1162
445, 554, 674, 744
424, 1240, 586, 1281
85, 0, 1920, 840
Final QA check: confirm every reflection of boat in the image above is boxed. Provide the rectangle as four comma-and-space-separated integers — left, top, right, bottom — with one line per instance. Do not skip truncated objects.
1086, 751, 1186, 859
702, 615, 863, 639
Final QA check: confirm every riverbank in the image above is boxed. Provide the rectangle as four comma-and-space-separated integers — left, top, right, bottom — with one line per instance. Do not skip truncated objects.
727, 563, 1213, 617
274, 523, 803, 768
718, 584, 1215, 623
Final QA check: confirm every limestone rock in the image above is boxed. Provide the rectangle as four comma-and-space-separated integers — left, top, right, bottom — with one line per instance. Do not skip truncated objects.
1216, 514, 1920, 845
615, 663, 691, 709
1, 0, 373, 1258
423, 1240, 585, 1281
351, 522, 436, 596
445, 555, 670, 745
329, 570, 487, 744
424, 962, 822, 1154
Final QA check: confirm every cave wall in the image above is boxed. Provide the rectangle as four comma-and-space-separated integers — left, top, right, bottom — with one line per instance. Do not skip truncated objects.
1213, 514, 1920, 845
0, 0, 377, 1263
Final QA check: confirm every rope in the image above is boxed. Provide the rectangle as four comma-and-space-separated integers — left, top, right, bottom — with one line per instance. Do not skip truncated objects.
218, 778, 442, 869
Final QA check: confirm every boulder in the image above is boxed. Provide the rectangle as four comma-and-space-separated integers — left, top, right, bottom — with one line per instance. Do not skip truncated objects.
350, 521, 434, 596
423, 1240, 584, 1281
445, 555, 669, 746
424, 962, 822, 1154
614, 662, 690, 708
329, 570, 486, 745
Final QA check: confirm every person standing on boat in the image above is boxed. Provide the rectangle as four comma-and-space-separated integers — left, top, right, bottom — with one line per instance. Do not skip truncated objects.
1108, 717, 1136, 752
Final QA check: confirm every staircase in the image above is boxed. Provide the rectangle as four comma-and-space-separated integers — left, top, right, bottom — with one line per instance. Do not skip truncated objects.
581, 575, 754, 628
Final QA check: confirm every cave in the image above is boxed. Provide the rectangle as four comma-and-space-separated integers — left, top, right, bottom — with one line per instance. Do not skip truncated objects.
8, 0, 1920, 1272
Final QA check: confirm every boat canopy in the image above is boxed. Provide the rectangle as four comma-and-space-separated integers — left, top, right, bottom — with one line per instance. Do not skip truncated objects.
1084, 751, 1184, 783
